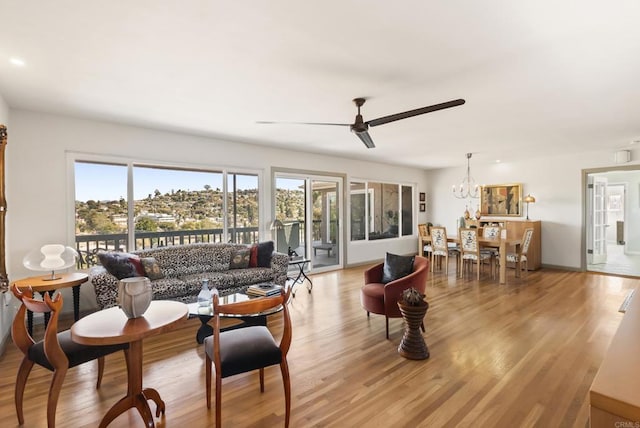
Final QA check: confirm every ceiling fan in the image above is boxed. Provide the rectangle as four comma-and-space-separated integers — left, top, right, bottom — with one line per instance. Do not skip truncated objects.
257, 97, 465, 148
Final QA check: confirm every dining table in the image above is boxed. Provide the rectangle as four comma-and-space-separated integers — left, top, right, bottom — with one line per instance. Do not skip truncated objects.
71, 300, 188, 428
420, 234, 521, 284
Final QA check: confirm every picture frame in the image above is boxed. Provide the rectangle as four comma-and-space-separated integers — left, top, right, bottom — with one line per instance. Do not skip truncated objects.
419, 203, 426, 212
480, 183, 522, 217
419, 192, 426, 202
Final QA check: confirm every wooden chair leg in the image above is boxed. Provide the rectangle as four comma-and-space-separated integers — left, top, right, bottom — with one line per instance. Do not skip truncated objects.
280, 359, 291, 428
205, 353, 212, 409
15, 357, 34, 425
96, 356, 105, 389
215, 366, 222, 428
259, 368, 265, 393
385, 316, 389, 340
47, 367, 68, 428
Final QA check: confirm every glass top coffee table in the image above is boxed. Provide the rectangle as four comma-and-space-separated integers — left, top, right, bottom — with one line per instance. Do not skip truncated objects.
187, 289, 284, 344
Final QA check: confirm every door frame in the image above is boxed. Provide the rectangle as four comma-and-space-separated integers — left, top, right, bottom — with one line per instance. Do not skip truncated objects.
272, 167, 347, 273
581, 164, 640, 271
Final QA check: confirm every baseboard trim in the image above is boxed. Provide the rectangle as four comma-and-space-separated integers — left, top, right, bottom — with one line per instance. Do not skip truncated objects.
540, 264, 582, 272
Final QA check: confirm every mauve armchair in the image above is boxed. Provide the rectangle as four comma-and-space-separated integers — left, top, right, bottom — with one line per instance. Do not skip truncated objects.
360, 256, 429, 339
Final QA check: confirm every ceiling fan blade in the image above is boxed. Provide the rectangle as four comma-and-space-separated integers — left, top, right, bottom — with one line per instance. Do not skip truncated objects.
366, 99, 466, 127
353, 129, 376, 148
256, 121, 350, 127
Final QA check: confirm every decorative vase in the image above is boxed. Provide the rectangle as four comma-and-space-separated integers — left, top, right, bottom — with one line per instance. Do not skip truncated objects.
397, 299, 430, 360
197, 279, 212, 307
118, 277, 152, 319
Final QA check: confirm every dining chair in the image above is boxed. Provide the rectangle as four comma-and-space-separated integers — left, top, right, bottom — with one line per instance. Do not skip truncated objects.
418, 223, 432, 259
481, 225, 502, 260
459, 228, 492, 280
11, 284, 128, 428
204, 288, 292, 427
501, 227, 535, 278
430, 226, 451, 275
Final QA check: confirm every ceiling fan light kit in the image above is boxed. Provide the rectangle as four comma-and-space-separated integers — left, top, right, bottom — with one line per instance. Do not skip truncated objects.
258, 97, 465, 149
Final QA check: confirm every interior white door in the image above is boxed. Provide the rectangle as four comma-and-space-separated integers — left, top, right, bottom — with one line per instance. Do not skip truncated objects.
588, 175, 608, 264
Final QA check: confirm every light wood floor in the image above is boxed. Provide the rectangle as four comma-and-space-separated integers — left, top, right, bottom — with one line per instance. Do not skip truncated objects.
0, 263, 637, 427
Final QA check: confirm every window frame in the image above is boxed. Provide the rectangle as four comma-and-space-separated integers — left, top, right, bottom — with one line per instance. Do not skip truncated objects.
348, 178, 416, 242
67, 153, 263, 257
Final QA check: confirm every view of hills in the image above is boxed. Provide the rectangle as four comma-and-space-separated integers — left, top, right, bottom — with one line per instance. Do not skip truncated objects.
75, 187, 306, 235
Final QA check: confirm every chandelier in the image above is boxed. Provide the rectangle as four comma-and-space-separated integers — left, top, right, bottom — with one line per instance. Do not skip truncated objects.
452, 153, 479, 199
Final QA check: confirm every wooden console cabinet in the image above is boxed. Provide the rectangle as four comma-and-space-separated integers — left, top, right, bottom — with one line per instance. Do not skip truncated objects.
479, 219, 542, 270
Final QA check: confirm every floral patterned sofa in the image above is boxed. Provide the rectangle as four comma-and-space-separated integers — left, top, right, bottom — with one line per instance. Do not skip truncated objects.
89, 242, 289, 310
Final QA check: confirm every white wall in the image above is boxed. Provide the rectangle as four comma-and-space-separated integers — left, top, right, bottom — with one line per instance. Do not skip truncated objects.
0, 93, 13, 352
426, 151, 640, 269
6, 109, 429, 315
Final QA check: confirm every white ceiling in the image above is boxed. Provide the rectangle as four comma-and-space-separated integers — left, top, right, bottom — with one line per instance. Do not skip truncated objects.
1, 1, 639, 169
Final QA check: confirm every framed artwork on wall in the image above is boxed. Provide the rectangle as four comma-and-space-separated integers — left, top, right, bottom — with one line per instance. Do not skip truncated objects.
480, 183, 522, 217
419, 192, 426, 202
419, 203, 426, 212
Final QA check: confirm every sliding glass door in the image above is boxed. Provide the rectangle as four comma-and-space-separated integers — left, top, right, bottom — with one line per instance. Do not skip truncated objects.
274, 173, 342, 272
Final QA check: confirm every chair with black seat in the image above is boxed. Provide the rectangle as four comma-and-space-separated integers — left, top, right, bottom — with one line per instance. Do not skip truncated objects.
205, 288, 292, 428
11, 284, 128, 428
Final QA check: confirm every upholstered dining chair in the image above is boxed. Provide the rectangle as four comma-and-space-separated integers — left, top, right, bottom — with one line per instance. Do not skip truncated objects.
481, 225, 502, 259
430, 226, 451, 275
500, 227, 535, 278
361, 256, 429, 339
417, 223, 432, 259
205, 288, 292, 428
11, 284, 128, 428
459, 228, 492, 280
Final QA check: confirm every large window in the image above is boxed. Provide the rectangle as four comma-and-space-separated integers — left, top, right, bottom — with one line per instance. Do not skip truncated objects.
74, 160, 259, 267
349, 180, 414, 241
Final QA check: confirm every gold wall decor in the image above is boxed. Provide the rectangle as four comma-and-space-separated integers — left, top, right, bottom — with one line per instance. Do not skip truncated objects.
480, 183, 522, 217
0, 124, 7, 292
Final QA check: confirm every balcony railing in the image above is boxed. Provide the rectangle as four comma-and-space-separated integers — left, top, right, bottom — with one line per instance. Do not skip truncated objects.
75, 227, 259, 269
75, 220, 329, 269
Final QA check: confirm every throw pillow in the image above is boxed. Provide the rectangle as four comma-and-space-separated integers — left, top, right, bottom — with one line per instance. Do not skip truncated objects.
381, 252, 415, 284
140, 257, 165, 280
229, 248, 250, 269
256, 241, 274, 267
249, 244, 258, 267
97, 252, 142, 280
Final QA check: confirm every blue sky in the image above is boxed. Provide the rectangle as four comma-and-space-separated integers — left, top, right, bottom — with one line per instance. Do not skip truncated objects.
74, 163, 260, 202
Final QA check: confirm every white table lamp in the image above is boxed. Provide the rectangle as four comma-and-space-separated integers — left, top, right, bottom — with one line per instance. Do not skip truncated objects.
23, 244, 79, 280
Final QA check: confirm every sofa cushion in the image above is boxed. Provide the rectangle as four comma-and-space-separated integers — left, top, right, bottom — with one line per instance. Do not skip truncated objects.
256, 241, 274, 267
140, 257, 165, 280
148, 277, 191, 299
225, 267, 275, 286
180, 272, 236, 292
381, 252, 415, 284
229, 248, 250, 269
97, 252, 143, 280
249, 245, 258, 267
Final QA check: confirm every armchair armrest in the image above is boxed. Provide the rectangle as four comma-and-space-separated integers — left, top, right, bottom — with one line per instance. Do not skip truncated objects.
364, 263, 384, 284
